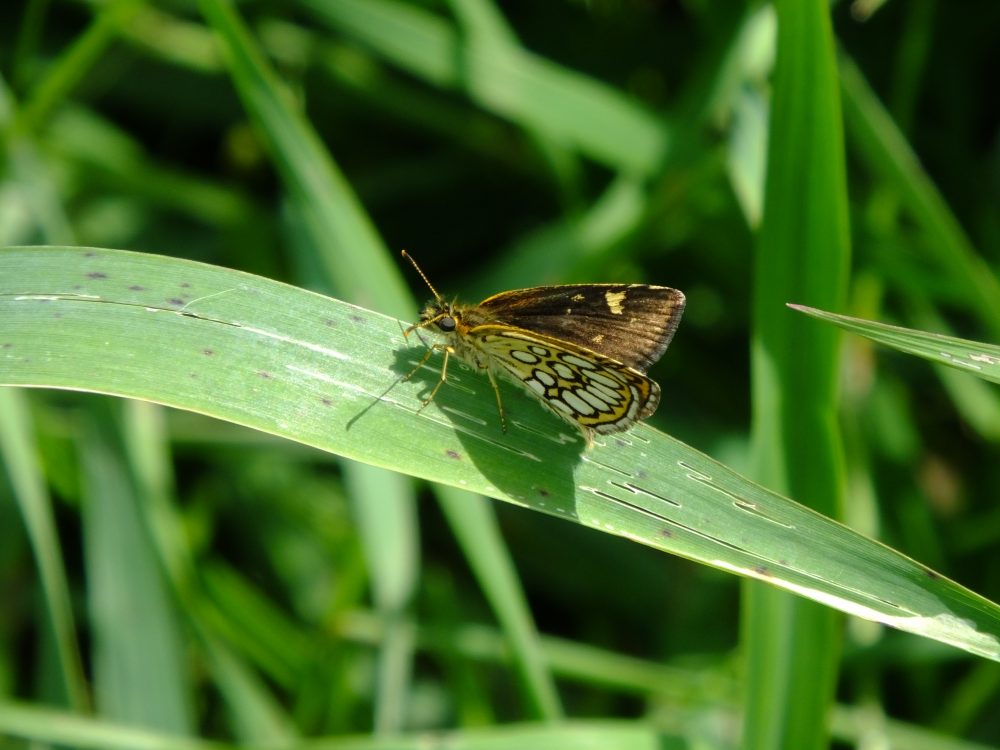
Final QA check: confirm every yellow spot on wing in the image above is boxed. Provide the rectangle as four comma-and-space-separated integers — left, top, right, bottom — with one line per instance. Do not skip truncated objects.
605, 290, 626, 315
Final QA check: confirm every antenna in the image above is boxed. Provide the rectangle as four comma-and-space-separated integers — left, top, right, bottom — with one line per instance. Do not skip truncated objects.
401, 250, 443, 302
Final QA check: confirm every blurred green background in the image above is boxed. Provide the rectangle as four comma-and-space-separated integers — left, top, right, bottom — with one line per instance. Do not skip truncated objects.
2, 0, 999, 748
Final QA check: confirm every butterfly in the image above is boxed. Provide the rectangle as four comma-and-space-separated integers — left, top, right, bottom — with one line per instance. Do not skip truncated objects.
401, 251, 685, 441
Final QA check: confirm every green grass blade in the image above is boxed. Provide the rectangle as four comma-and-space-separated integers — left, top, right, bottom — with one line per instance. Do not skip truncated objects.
0, 705, 677, 750
200, 0, 562, 722
197, 0, 410, 317
13, 0, 142, 135
437, 487, 563, 719
791, 304, 1000, 385
746, 1, 851, 746
0, 702, 228, 750
346, 465, 418, 733
199, 3, 425, 728
116, 400, 302, 741
303, 0, 670, 176
79, 401, 193, 732
0, 388, 88, 711
201, 638, 298, 744
3, 246, 1000, 664
840, 55, 1000, 337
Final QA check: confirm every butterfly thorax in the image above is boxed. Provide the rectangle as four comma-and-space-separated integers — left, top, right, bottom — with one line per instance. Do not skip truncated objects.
416, 299, 500, 371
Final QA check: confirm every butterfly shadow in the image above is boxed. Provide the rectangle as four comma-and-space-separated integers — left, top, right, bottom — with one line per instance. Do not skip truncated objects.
386, 346, 585, 518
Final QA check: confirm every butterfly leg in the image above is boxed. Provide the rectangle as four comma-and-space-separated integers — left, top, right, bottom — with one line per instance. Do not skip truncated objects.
404, 344, 454, 413
485, 367, 508, 433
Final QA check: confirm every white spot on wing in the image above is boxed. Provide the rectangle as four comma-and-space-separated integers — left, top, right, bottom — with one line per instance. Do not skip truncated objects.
588, 381, 621, 403
587, 370, 620, 389
579, 388, 610, 410
562, 389, 595, 415
553, 362, 575, 380
562, 354, 596, 370
535, 370, 556, 387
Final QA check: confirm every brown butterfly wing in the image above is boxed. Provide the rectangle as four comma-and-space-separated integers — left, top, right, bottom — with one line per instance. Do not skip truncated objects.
477, 284, 685, 372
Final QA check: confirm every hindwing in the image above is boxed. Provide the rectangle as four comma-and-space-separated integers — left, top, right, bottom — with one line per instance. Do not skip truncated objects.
472, 325, 660, 434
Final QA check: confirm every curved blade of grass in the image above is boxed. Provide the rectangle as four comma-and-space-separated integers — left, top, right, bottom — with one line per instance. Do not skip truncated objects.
0, 704, 675, 750
746, 1, 851, 746
840, 55, 1000, 337
198, 0, 410, 317
13, 0, 142, 135
790, 304, 1000, 385
437, 486, 563, 719
0, 389, 89, 711
3, 699, 1000, 750
200, 0, 565, 724
3, 246, 1000, 662
753, 12, 851, 522
79, 402, 193, 732
302, 0, 670, 176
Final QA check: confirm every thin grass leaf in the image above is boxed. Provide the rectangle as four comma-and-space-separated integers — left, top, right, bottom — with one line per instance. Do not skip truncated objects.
791, 304, 1000, 385
0, 388, 89, 711
79, 402, 192, 732
0, 705, 678, 750
13, 0, 143, 135
840, 55, 1000, 337
200, 2, 557, 724
303, 0, 670, 176
199, 4, 428, 729
198, 0, 410, 316
745, 0, 851, 746
437, 486, 563, 719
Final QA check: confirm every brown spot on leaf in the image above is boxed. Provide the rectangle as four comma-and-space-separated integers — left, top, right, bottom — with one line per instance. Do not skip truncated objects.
129, 285, 145, 291
446, 449, 461, 460
87, 271, 107, 279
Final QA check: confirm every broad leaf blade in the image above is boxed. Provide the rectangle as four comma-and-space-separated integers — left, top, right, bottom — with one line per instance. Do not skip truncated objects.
3, 246, 1000, 661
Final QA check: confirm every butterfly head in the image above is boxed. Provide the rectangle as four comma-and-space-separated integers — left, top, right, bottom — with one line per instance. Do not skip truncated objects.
415, 299, 461, 335
402, 250, 464, 338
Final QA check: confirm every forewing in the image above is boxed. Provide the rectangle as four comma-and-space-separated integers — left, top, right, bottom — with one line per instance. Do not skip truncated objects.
477, 284, 685, 372
475, 326, 660, 434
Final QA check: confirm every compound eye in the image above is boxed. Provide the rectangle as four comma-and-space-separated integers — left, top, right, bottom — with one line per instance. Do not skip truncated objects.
437, 316, 456, 332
